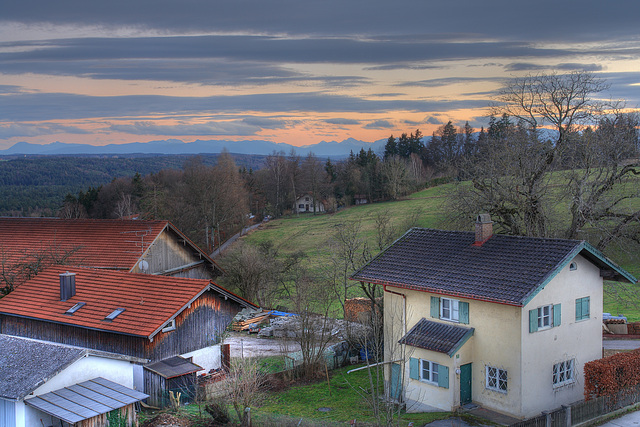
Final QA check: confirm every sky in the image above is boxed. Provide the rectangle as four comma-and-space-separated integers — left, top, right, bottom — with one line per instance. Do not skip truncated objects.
1, 1, 640, 149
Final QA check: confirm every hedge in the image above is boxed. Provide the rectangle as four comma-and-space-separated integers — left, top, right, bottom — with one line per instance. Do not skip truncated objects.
584, 348, 640, 400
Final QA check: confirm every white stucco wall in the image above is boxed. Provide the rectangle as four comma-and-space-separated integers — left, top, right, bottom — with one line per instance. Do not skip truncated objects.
23, 354, 135, 427
182, 344, 222, 374
520, 254, 603, 418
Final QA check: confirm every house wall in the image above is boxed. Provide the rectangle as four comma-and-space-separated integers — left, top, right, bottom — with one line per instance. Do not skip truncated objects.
385, 286, 523, 416
133, 230, 214, 279
1, 398, 18, 427
520, 254, 603, 418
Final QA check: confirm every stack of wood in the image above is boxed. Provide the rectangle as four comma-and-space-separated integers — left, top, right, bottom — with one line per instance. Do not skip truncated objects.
604, 318, 626, 324
231, 310, 272, 332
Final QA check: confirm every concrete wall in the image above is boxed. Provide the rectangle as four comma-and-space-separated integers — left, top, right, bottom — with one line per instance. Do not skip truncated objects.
520, 254, 603, 418
182, 344, 222, 374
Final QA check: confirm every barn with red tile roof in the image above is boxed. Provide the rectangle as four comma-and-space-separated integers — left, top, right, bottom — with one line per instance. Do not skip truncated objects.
0, 266, 257, 406
0, 218, 223, 294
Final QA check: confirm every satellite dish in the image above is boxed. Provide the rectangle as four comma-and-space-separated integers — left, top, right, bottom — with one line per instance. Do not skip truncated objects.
138, 260, 149, 273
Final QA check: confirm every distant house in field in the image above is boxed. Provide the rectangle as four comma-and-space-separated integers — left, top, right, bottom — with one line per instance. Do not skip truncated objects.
0, 266, 257, 406
351, 214, 637, 419
0, 334, 147, 427
0, 218, 223, 292
293, 194, 325, 214
353, 194, 368, 205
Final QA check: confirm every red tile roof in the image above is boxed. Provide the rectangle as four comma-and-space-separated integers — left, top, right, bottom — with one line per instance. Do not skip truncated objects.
0, 266, 214, 337
0, 218, 169, 271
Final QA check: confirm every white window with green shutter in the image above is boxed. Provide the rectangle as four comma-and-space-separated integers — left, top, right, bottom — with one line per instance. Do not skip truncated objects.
409, 357, 449, 388
575, 296, 590, 321
430, 296, 469, 324
529, 303, 561, 332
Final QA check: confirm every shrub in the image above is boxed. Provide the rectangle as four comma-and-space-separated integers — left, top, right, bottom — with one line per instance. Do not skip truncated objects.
584, 348, 640, 399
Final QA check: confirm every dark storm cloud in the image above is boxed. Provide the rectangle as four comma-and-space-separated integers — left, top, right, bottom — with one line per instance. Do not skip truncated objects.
3, 0, 640, 44
0, 91, 490, 122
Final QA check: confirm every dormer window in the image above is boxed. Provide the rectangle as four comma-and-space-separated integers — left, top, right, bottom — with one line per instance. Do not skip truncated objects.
162, 319, 176, 332
104, 308, 125, 321
65, 302, 86, 315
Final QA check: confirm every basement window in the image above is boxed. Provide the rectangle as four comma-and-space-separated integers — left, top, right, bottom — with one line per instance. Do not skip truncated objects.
162, 319, 176, 332
104, 308, 126, 322
65, 302, 86, 315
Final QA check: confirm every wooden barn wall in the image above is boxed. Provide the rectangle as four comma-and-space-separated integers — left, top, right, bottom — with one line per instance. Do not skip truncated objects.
78, 404, 136, 427
143, 369, 166, 407
0, 315, 147, 358
132, 230, 214, 279
144, 290, 241, 361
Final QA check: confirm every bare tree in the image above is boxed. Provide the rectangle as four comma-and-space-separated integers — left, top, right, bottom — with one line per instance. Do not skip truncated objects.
214, 357, 267, 426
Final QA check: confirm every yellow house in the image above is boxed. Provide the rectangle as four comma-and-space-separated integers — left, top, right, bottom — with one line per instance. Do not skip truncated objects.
351, 214, 637, 419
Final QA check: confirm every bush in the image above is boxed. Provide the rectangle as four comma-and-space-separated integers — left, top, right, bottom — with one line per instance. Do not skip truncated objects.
584, 349, 640, 399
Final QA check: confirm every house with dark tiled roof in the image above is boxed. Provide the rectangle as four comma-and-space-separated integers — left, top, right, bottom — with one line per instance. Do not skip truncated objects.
0, 334, 147, 427
293, 193, 325, 214
351, 214, 637, 419
0, 266, 257, 406
0, 218, 223, 293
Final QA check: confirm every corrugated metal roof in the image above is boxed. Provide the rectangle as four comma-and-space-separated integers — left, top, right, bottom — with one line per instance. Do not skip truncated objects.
24, 377, 148, 424
0, 266, 213, 337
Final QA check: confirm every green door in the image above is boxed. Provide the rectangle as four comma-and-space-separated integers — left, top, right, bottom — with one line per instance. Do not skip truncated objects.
460, 363, 472, 405
391, 363, 402, 400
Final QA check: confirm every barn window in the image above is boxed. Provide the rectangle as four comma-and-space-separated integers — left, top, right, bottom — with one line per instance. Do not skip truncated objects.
162, 319, 176, 332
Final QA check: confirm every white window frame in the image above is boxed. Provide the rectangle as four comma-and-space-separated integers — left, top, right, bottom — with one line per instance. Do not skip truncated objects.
162, 319, 176, 332
553, 359, 575, 387
538, 305, 552, 329
486, 366, 507, 393
440, 297, 459, 322
420, 359, 439, 385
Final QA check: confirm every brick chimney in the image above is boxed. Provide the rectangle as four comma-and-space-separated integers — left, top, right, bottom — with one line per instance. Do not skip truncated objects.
474, 214, 493, 245
60, 272, 76, 301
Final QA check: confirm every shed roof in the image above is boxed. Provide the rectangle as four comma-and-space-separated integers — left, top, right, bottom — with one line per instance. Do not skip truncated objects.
351, 228, 636, 306
145, 356, 203, 379
0, 266, 254, 338
24, 377, 148, 424
398, 318, 474, 357
0, 217, 222, 281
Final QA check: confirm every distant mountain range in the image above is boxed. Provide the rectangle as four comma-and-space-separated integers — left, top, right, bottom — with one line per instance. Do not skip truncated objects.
0, 138, 390, 157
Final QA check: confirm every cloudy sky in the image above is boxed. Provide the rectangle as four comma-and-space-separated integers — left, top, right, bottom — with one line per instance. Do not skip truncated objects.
1, 0, 640, 149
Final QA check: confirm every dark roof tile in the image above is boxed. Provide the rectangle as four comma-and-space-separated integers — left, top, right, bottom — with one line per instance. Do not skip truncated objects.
399, 318, 473, 355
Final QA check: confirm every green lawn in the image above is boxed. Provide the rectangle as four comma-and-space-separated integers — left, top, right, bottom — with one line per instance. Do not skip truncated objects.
237, 181, 640, 320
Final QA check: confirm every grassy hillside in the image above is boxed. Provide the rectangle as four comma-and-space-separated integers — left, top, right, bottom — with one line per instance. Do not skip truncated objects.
238, 183, 640, 320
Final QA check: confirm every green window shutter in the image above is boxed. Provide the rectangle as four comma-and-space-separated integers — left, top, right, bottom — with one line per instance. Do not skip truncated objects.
575, 298, 582, 320
459, 302, 469, 324
437, 365, 449, 388
529, 309, 538, 333
583, 297, 590, 319
430, 296, 440, 319
553, 304, 561, 326
409, 358, 419, 380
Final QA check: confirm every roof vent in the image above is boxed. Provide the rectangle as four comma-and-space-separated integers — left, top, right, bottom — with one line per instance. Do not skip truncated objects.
59, 272, 76, 302
474, 214, 493, 246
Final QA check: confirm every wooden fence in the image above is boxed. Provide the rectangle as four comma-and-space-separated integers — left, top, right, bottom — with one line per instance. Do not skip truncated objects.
510, 384, 640, 427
